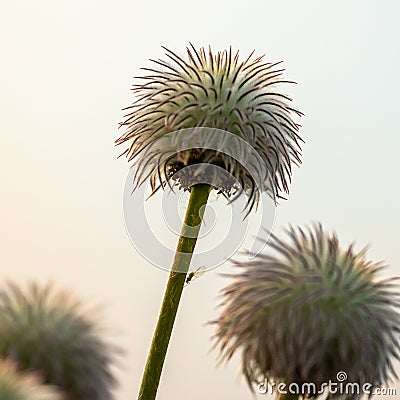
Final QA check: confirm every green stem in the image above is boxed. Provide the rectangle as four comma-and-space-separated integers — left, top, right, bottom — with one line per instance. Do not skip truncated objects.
138, 184, 212, 400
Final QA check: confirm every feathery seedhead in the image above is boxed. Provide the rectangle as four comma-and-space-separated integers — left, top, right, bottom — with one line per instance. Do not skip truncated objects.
0, 282, 117, 400
211, 224, 400, 399
0, 358, 63, 400
117, 44, 303, 212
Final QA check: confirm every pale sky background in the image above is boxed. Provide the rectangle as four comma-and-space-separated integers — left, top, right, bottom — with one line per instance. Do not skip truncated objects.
1, 1, 400, 399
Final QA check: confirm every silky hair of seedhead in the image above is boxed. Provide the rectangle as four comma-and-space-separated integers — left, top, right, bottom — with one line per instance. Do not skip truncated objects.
0, 358, 63, 400
117, 44, 303, 212
0, 282, 117, 400
211, 224, 400, 399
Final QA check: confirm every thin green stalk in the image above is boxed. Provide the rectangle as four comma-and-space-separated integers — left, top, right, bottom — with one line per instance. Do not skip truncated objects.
138, 184, 212, 400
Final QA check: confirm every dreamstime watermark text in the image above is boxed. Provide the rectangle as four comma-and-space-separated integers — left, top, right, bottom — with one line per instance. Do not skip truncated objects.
257, 372, 397, 396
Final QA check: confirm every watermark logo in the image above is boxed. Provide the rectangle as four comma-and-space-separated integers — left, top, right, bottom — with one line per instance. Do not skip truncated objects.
257, 371, 397, 397
123, 128, 276, 272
